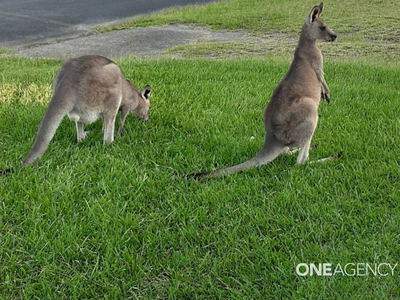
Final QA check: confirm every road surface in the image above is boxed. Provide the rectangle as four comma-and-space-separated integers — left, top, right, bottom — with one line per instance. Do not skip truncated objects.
0, 0, 218, 47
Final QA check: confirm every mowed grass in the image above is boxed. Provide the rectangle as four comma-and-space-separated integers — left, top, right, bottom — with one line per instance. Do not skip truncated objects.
1, 57, 400, 298
97, 0, 400, 64
99, 0, 399, 39
1, 0, 400, 298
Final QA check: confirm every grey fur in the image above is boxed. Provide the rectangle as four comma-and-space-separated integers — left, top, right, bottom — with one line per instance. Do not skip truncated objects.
192, 3, 337, 178
23, 55, 151, 164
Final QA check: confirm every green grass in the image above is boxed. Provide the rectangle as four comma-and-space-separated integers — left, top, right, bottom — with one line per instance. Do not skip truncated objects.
97, 0, 400, 64
99, 0, 400, 44
0, 48, 15, 55
1, 0, 400, 298
1, 58, 400, 299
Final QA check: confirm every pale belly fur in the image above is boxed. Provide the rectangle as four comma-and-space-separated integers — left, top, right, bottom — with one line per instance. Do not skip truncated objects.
67, 109, 101, 124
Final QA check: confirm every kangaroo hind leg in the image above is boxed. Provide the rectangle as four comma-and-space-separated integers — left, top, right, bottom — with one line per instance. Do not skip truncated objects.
102, 93, 122, 143
310, 151, 344, 164
283, 147, 299, 155
297, 138, 312, 164
75, 121, 86, 142
256, 137, 291, 166
102, 113, 117, 143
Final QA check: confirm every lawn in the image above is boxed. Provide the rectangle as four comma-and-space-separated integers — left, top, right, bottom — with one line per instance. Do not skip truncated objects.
98, 0, 400, 65
1, 0, 400, 299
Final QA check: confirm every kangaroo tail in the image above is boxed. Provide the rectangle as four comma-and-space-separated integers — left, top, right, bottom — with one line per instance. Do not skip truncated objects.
23, 95, 71, 164
188, 142, 284, 179
188, 156, 262, 179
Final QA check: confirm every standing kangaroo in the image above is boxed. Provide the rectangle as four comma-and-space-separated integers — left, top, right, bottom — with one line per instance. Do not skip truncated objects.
23, 55, 151, 165
191, 3, 337, 178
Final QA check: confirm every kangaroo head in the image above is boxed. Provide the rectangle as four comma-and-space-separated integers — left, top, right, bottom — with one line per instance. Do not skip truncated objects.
306, 3, 337, 42
134, 84, 151, 122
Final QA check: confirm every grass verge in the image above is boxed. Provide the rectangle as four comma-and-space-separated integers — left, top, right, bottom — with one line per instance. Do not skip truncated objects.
96, 0, 400, 64
1, 57, 400, 299
1, 0, 400, 298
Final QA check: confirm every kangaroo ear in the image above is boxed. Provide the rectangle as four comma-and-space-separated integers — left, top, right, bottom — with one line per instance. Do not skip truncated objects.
307, 3, 323, 24
142, 85, 151, 100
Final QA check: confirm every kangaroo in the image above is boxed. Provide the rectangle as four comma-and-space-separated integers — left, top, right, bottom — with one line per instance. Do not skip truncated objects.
191, 3, 337, 179
22, 55, 151, 165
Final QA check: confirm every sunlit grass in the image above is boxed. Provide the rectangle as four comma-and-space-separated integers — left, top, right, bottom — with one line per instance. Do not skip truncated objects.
1, 0, 400, 298
0, 83, 52, 105
1, 57, 400, 299
98, 0, 400, 43
97, 0, 400, 65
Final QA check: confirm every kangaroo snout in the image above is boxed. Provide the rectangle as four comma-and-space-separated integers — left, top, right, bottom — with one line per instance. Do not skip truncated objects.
330, 33, 337, 42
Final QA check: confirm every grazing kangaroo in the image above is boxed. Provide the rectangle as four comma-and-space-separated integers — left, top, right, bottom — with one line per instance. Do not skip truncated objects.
191, 3, 337, 178
23, 55, 151, 165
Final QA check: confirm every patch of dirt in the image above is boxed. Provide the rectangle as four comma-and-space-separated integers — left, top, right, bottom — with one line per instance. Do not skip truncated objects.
12, 24, 297, 59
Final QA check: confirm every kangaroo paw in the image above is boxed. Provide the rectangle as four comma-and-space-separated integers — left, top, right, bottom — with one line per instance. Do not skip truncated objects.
186, 171, 210, 180
0, 168, 14, 176
310, 151, 343, 164
321, 92, 330, 104
336, 151, 344, 159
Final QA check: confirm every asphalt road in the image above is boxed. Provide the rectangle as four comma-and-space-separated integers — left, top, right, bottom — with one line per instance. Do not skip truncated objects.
0, 0, 218, 48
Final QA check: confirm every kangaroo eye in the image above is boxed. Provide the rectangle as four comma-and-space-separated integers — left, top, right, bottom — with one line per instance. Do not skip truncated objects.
320, 26, 326, 31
